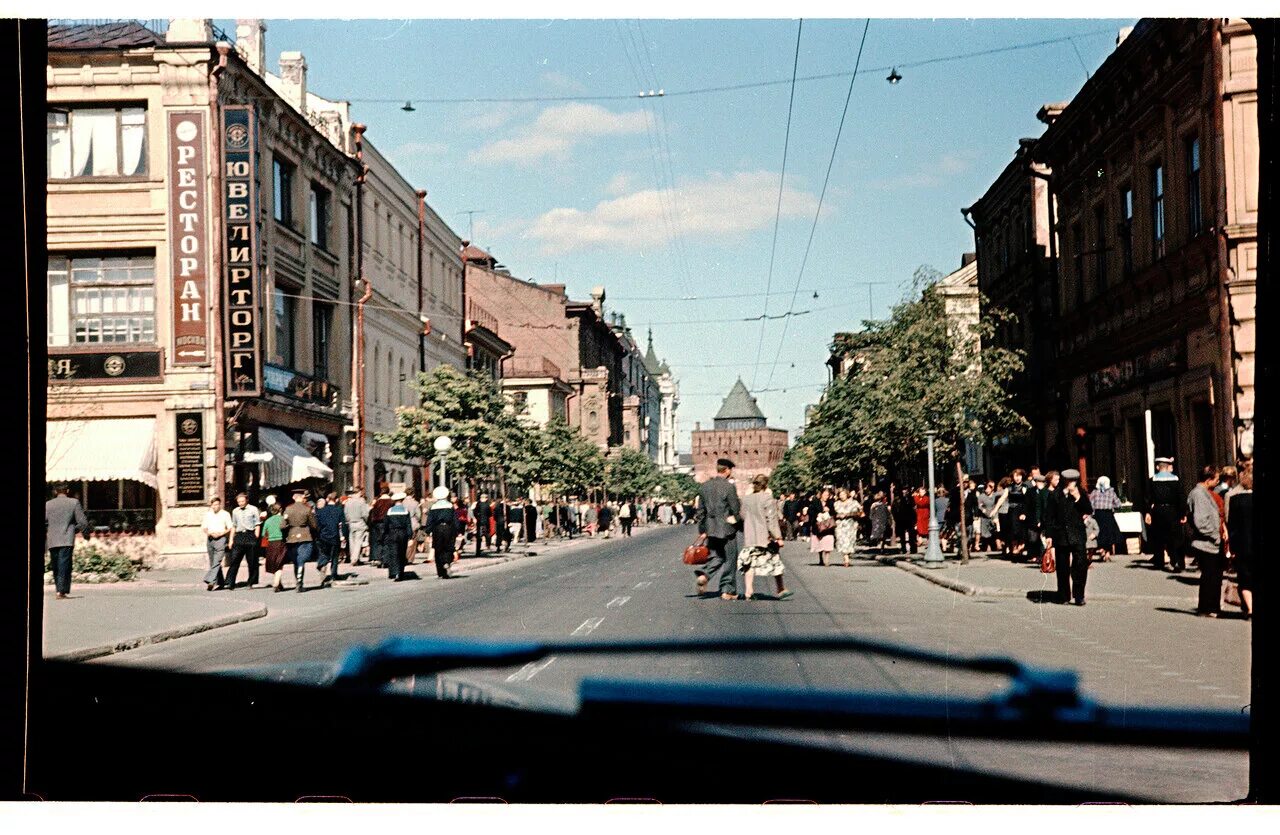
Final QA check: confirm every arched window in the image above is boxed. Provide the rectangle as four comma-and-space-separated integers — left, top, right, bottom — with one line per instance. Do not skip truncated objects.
372, 343, 381, 403
387, 352, 395, 409
398, 357, 406, 406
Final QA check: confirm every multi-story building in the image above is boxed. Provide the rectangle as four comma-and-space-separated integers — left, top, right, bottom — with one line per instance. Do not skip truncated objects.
46, 19, 358, 567
643, 331, 681, 471
611, 313, 660, 458
965, 138, 1059, 476
691, 379, 788, 494
463, 246, 625, 448
1033, 18, 1258, 500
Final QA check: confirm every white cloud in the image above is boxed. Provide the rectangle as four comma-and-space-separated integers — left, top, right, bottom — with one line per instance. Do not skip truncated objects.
875, 151, 977, 191
605, 172, 636, 196
540, 70, 589, 94
390, 140, 448, 161
468, 103, 648, 166
526, 170, 820, 256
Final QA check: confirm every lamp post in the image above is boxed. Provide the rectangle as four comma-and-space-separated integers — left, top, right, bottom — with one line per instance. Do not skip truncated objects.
923, 430, 945, 564
434, 435, 452, 493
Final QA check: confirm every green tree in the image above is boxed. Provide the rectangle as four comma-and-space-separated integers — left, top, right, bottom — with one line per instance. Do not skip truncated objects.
605, 447, 660, 500
658, 471, 701, 503
537, 418, 605, 498
768, 443, 816, 494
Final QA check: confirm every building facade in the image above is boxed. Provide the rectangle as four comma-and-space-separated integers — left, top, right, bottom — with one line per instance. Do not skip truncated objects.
1033, 18, 1258, 501
46, 19, 358, 567
690, 379, 789, 494
643, 331, 681, 471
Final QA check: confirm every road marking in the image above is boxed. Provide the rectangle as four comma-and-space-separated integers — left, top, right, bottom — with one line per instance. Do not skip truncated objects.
1196, 685, 1221, 691
506, 656, 556, 682
634, 581, 652, 589
1160, 671, 1181, 677
607, 596, 631, 608
1212, 693, 1242, 700
572, 617, 605, 636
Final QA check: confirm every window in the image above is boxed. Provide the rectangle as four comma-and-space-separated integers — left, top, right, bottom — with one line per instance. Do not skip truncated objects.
273, 156, 295, 225
1150, 162, 1165, 261
1120, 186, 1134, 276
1071, 221, 1084, 309
1094, 204, 1107, 294
373, 344, 381, 403
47, 105, 147, 179
47, 253, 156, 346
1186, 136, 1203, 236
313, 302, 332, 380
309, 184, 331, 250
274, 286, 296, 368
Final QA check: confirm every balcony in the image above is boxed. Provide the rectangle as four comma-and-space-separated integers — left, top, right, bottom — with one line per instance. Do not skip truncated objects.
504, 356, 562, 380
263, 363, 340, 410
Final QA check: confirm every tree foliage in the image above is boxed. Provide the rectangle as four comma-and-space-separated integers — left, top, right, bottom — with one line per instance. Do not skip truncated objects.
797, 265, 1028, 485
658, 471, 701, 503
537, 418, 606, 497
768, 443, 816, 494
605, 446, 661, 500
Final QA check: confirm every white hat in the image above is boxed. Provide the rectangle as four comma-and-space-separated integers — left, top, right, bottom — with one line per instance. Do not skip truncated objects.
1155, 456, 1174, 465
391, 491, 407, 501
1095, 475, 1111, 490
432, 486, 449, 500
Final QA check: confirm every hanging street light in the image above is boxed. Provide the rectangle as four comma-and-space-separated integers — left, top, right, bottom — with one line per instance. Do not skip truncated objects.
401, 101, 416, 112
886, 67, 903, 84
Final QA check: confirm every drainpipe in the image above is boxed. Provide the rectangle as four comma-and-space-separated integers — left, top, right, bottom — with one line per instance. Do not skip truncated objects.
353, 124, 371, 493
209, 42, 230, 502
1211, 20, 1238, 461
416, 189, 427, 377
460, 243, 469, 350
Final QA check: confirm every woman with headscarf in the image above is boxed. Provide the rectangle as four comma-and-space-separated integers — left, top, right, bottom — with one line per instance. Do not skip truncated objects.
739, 473, 792, 600
1088, 475, 1124, 561
426, 486, 460, 579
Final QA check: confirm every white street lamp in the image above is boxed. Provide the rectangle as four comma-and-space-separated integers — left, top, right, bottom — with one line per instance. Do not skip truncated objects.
434, 435, 452, 490
923, 430, 945, 564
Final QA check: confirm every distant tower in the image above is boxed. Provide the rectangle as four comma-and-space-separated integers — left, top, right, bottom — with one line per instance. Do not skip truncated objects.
691, 378, 788, 493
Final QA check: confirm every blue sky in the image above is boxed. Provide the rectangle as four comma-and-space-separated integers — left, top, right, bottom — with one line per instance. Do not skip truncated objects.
242, 18, 1132, 451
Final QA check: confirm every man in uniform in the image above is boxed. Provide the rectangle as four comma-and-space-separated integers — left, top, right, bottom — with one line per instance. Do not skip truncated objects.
1144, 456, 1186, 572
473, 493, 493, 556
343, 486, 370, 565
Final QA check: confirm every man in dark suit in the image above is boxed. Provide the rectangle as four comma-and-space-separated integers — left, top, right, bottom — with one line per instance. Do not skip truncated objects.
46, 484, 89, 600
1047, 468, 1093, 605
695, 458, 742, 601
473, 493, 493, 556
1144, 456, 1186, 571
493, 498, 513, 553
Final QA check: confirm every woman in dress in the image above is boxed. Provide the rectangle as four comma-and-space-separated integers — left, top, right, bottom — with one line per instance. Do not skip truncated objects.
426, 486, 459, 579
975, 481, 998, 553
833, 488, 862, 567
868, 491, 891, 554
1087, 475, 1124, 561
809, 487, 836, 566
913, 487, 931, 543
261, 504, 288, 593
1227, 468, 1253, 619
992, 476, 1012, 556
740, 473, 792, 600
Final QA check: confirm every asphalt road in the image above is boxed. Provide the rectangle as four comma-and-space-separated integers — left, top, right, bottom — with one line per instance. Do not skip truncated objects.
106, 524, 1251, 802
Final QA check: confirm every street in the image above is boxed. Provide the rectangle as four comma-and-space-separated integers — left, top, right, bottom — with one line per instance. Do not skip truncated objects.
98, 524, 1251, 803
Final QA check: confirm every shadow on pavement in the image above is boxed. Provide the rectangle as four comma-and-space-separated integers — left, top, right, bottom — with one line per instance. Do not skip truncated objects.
1026, 590, 1063, 604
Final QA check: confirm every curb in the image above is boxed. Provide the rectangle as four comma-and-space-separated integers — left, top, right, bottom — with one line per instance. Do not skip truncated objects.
47, 603, 269, 662
895, 560, 1197, 603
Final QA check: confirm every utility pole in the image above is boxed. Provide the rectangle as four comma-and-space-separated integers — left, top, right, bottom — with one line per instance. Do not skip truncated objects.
457, 209, 484, 241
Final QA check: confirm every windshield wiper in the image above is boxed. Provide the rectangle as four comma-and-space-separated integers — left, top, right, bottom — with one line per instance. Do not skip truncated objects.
333, 634, 1249, 749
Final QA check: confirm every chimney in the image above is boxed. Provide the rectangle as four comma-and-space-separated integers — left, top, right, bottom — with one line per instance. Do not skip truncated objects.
590, 286, 606, 317
166, 18, 212, 43
278, 51, 308, 115
234, 19, 266, 75
961, 252, 977, 267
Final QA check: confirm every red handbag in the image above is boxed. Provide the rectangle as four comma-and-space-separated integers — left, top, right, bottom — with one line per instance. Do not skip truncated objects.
1041, 546, 1056, 574
682, 543, 710, 565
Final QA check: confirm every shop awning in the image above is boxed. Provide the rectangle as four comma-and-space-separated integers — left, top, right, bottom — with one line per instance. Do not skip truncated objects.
257, 427, 334, 489
46, 418, 158, 490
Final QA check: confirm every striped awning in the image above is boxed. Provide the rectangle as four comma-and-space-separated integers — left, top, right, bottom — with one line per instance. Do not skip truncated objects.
46, 418, 158, 489
257, 427, 333, 490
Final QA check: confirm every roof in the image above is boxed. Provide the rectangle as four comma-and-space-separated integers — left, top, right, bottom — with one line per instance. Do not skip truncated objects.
937, 257, 979, 290
643, 330, 663, 375
48, 21, 163, 50
714, 378, 766, 421
461, 244, 496, 266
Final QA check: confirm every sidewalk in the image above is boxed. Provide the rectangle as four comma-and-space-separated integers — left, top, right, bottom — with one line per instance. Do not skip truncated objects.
894, 550, 1201, 602
42, 524, 669, 661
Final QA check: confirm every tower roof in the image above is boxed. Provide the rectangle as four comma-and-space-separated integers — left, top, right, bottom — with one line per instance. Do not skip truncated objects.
643, 329, 663, 375
714, 378, 766, 421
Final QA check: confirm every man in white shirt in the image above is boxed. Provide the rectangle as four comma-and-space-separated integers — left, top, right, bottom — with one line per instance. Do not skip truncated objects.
201, 497, 234, 591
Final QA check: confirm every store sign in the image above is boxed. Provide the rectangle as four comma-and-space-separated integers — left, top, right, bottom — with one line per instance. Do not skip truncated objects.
1088, 340, 1186, 401
264, 362, 338, 408
222, 105, 261, 397
48, 350, 163, 382
168, 112, 209, 366
175, 411, 206, 503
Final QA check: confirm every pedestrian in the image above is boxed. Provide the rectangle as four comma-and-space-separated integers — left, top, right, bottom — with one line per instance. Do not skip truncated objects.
522, 498, 538, 544
598, 501, 614, 538
281, 487, 317, 592
402, 488, 421, 565
494, 497, 513, 553
964, 479, 980, 554
891, 486, 918, 554
224, 492, 261, 589
694, 458, 743, 600
809, 487, 836, 567
367, 489, 394, 568
1007, 469, 1030, 557
45, 483, 89, 600
932, 488, 951, 551
1024, 471, 1046, 559
343, 486, 370, 565
993, 477, 1012, 556
1187, 465, 1225, 617
384, 491, 413, 581
201, 496, 233, 592
833, 487, 861, 567
262, 503, 288, 592
473, 493, 493, 555
869, 491, 892, 555
740, 473, 791, 600
913, 487, 931, 545
976, 481, 998, 552
453, 495, 470, 551
1087, 476, 1123, 561
1144, 457, 1186, 572
1227, 468, 1253, 619
619, 500, 634, 536
582, 501, 598, 537
315, 490, 347, 588
426, 486, 459, 579
1046, 468, 1092, 605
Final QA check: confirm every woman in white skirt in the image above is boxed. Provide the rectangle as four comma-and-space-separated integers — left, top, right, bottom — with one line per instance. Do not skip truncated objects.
740, 473, 792, 600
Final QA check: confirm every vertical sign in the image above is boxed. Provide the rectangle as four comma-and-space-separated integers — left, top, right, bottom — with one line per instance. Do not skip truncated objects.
175, 411, 206, 503
168, 112, 209, 365
222, 105, 262, 397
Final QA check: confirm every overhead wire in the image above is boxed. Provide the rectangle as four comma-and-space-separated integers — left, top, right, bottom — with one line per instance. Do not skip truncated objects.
763, 19, 872, 393
751, 18, 804, 392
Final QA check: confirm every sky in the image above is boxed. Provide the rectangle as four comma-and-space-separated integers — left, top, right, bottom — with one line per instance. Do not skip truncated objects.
231, 17, 1133, 451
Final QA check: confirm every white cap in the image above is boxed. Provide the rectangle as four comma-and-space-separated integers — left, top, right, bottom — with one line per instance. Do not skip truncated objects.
391, 491, 407, 501
432, 486, 449, 500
